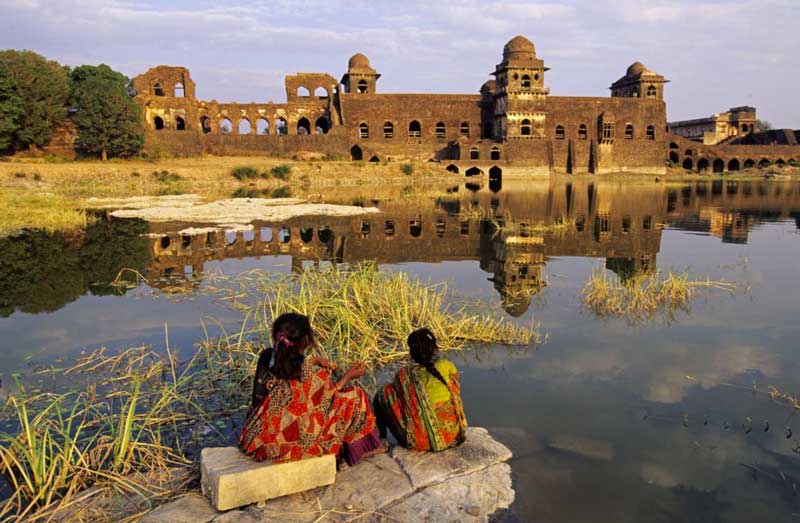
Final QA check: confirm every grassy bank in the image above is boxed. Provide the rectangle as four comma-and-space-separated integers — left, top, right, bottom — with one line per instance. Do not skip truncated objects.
0, 188, 90, 236
0, 264, 540, 521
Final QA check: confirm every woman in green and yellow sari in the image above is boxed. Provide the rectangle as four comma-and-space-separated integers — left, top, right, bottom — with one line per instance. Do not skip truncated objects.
374, 328, 467, 452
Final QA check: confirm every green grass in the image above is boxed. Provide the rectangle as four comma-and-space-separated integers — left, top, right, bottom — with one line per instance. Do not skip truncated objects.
231, 166, 259, 181
270, 164, 291, 180
0, 188, 89, 235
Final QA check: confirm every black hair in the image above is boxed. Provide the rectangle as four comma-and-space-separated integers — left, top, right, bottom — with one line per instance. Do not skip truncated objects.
408, 328, 448, 387
270, 313, 313, 380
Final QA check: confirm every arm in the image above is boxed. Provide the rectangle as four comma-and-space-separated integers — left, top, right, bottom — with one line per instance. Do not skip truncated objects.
335, 362, 366, 391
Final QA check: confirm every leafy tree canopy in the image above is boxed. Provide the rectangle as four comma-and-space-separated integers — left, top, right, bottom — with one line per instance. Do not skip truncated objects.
69, 64, 144, 159
0, 50, 70, 150
0, 67, 24, 152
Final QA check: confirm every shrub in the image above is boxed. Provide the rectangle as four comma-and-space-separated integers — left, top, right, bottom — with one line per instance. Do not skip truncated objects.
401, 163, 414, 176
13, 172, 26, 178
231, 166, 259, 180
33, 173, 42, 181
270, 186, 292, 198
152, 170, 181, 183
270, 164, 292, 180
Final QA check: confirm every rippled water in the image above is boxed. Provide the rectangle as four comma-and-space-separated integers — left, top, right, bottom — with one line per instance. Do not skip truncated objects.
2, 178, 800, 521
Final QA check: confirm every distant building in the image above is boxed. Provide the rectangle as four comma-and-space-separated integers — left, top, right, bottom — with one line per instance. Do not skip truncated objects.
668, 106, 758, 145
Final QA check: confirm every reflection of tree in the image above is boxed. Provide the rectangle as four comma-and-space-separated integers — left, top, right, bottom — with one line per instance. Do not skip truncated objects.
0, 218, 150, 317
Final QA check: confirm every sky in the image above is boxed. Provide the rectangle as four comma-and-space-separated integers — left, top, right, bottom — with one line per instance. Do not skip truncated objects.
1, 0, 798, 127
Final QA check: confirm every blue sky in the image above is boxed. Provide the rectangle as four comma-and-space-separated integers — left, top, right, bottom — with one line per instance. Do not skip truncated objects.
1, 0, 798, 126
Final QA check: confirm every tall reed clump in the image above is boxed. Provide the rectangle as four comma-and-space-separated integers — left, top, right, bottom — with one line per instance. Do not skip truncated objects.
581, 267, 738, 321
228, 263, 541, 365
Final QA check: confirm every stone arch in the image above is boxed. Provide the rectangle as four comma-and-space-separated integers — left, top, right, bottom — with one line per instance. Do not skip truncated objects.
297, 117, 311, 135
646, 85, 657, 99
670, 142, 679, 150
175, 82, 185, 97
555, 125, 565, 140
238, 118, 251, 135
357, 79, 368, 93
351, 144, 363, 161
521, 74, 531, 88
276, 117, 288, 136
154, 116, 165, 130
369, 155, 380, 162
409, 120, 421, 138
383, 121, 394, 138
578, 124, 587, 140
521, 119, 532, 136
314, 86, 328, 98
300, 227, 313, 244
758, 158, 771, 168
435, 121, 446, 138
646, 125, 655, 140
490, 146, 501, 161
297, 86, 310, 97
669, 151, 679, 163
682, 158, 693, 170
489, 165, 502, 180
200, 116, 211, 134
744, 158, 755, 169
314, 117, 329, 134
409, 220, 422, 238
358, 122, 369, 139
776, 159, 786, 167
153, 83, 164, 96
257, 118, 270, 135
697, 158, 709, 172
446, 164, 459, 174
465, 166, 483, 177
728, 159, 740, 171
625, 124, 634, 139
175, 116, 186, 131
318, 226, 333, 244
470, 146, 480, 160
460, 122, 470, 138
219, 118, 232, 134
685, 149, 694, 156
712, 158, 725, 173
741, 124, 749, 133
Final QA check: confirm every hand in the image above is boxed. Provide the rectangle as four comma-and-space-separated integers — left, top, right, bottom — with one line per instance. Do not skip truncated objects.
311, 356, 337, 370
345, 362, 366, 379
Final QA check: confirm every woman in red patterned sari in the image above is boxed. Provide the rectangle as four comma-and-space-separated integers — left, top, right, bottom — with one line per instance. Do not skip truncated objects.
240, 313, 386, 465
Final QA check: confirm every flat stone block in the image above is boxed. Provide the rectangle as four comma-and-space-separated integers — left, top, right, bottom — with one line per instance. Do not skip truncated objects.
391, 427, 512, 490
141, 493, 219, 523
201, 447, 336, 511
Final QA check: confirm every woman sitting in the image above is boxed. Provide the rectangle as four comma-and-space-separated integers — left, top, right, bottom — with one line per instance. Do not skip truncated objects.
374, 328, 467, 451
240, 312, 386, 465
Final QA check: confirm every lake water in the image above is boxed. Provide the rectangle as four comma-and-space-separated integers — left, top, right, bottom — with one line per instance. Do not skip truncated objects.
2, 178, 800, 521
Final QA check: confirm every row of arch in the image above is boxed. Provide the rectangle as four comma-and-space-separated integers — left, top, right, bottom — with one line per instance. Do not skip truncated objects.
152, 82, 184, 97
679, 157, 797, 173
357, 120, 473, 139
548, 123, 656, 140
154, 115, 331, 135
296, 86, 330, 98
469, 145, 502, 160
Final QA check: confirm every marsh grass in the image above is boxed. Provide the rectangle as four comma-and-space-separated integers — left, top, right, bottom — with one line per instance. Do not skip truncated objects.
581, 267, 739, 321
0, 188, 89, 235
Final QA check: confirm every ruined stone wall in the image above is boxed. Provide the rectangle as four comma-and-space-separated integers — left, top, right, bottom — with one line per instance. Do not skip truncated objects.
202, 132, 349, 157
669, 134, 800, 172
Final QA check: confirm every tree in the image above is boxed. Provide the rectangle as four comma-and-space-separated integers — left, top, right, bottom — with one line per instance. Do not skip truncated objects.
0, 67, 23, 152
0, 50, 70, 151
69, 64, 144, 160
756, 119, 773, 131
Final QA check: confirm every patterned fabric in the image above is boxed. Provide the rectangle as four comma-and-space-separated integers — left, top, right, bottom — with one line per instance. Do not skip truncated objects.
240, 360, 377, 463
376, 359, 467, 452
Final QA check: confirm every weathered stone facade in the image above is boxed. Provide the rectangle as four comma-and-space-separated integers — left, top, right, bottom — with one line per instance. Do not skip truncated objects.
131, 36, 673, 175
669, 106, 759, 145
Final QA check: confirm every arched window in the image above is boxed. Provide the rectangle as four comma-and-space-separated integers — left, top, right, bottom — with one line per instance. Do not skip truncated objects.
174, 82, 185, 97
521, 119, 532, 136
728, 159, 740, 171
408, 120, 421, 138
153, 83, 164, 96
555, 125, 565, 140
646, 125, 655, 140
521, 74, 531, 88
314, 87, 328, 98
357, 80, 368, 93
744, 159, 755, 169
625, 124, 634, 139
446, 164, 459, 174
713, 159, 724, 173
383, 121, 394, 138
238, 118, 251, 135
460, 122, 470, 138
175, 116, 186, 131
276, 117, 288, 136
297, 86, 310, 97
314, 117, 329, 134
358, 122, 369, 139
435, 122, 446, 138
200, 116, 211, 134
351, 145, 362, 161
631, 88, 639, 98
682, 158, 693, 170
490, 146, 501, 160
669, 151, 679, 163
741, 124, 749, 133
219, 118, 233, 134
154, 116, 165, 130
578, 124, 587, 140
470, 146, 480, 160
697, 158, 709, 171
257, 118, 270, 135
602, 122, 613, 140
297, 117, 311, 135
646, 86, 657, 99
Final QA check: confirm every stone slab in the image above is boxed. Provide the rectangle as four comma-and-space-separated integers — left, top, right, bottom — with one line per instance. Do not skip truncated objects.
141, 493, 219, 523
383, 463, 515, 523
390, 427, 513, 490
201, 447, 336, 511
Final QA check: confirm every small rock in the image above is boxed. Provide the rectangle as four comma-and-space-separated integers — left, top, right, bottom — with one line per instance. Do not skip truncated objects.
465, 505, 481, 516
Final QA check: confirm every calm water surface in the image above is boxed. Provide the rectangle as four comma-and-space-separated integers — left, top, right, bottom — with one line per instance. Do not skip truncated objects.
2, 178, 800, 522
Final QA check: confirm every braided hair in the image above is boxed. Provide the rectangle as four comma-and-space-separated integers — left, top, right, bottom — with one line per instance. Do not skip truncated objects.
408, 328, 448, 387
270, 313, 313, 381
